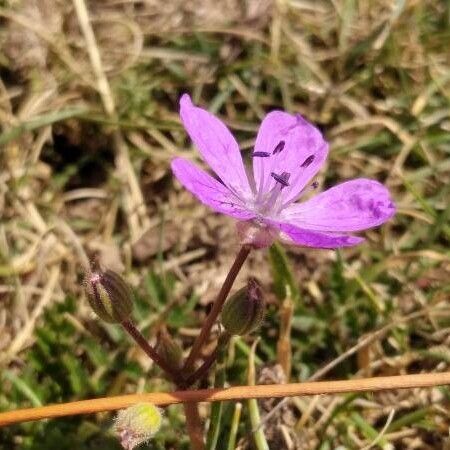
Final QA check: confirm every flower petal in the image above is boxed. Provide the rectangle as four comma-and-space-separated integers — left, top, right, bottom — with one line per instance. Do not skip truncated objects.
252, 111, 328, 205
171, 158, 255, 220
180, 94, 252, 199
269, 221, 364, 248
281, 179, 396, 232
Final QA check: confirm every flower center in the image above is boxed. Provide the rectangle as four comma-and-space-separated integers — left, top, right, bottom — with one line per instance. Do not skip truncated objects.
253, 170, 291, 216
251, 140, 318, 217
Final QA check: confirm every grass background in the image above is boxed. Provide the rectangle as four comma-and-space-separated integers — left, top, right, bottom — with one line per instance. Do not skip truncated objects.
0, 0, 449, 448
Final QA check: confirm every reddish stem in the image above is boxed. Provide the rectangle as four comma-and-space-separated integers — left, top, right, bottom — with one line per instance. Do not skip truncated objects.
184, 334, 231, 388
121, 319, 183, 385
184, 403, 205, 450
183, 246, 250, 372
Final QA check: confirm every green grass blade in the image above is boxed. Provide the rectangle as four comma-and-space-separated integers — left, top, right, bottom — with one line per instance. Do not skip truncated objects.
3, 371, 42, 407
226, 402, 242, 450
247, 340, 269, 450
268, 242, 300, 303
0, 107, 88, 146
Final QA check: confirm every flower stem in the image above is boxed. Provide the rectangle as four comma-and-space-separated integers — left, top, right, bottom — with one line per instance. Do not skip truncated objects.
184, 334, 231, 388
121, 319, 183, 385
180, 246, 249, 450
122, 320, 204, 450
183, 246, 251, 372
184, 403, 205, 450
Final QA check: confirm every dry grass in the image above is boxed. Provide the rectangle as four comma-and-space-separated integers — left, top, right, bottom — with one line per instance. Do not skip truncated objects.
0, 0, 449, 448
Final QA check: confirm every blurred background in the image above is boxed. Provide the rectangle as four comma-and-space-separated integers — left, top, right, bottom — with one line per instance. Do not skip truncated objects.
0, 0, 449, 449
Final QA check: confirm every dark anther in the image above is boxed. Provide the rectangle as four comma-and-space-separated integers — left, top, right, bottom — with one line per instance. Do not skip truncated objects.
301, 154, 315, 168
252, 151, 271, 158
272, 141, 285, 155
311, 181, 319, 189
271, 171, 290, 187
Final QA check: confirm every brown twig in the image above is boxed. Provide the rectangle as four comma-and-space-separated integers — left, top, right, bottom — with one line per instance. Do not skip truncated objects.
183, 246, 251, 372
2, 372, 450, 427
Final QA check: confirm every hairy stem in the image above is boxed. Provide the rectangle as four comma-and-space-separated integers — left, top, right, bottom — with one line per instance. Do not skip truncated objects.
183, 246, 251, 372
122, 321, 204, 450
184, 403, 205, 450
121, 319, 183, 384
184, 334, 231, 388
181, 245, 249, 450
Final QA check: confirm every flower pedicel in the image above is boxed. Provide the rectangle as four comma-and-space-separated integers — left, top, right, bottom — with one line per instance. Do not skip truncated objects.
172, 94, 395, 249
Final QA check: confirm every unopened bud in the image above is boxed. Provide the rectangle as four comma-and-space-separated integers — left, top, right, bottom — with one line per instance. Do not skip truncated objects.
157, 328, 183, 370
85, 269, 133, 323
115, 403, 162, 450
221, 278, 265, 336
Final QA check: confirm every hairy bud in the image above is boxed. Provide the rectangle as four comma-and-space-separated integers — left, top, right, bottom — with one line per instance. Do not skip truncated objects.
157, 328, 183, 370
85, 269, 133, 323
221, 278, 265, 336
115, 403, 162, 450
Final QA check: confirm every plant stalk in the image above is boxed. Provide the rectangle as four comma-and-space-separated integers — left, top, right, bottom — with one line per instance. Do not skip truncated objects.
183, 246, 251, 372
121, 319, 183, 385
184, 334, 231, 388
184, 403, 206, 450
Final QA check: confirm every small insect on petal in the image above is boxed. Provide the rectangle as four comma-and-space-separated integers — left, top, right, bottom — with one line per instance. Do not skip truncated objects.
252, 151, 271, 157
272, 140, 285, 155
301, 154, 315, 168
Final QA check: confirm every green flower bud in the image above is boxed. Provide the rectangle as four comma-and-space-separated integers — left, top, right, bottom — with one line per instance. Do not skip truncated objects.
84, 269, 133, 323
115, 403, 162, 450
157, 328, 183, 370
221, 278, 265, 336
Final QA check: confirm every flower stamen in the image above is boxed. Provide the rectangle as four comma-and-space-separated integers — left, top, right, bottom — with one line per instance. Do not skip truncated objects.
270, 171, 290, 187
301, 154, 315, 167
272, 141, 285, 155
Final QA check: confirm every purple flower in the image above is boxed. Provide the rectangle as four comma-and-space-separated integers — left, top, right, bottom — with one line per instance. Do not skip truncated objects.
171, 94, 395, 249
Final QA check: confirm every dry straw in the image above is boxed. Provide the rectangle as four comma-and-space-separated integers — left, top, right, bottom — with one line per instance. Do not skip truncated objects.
1, 372, 450, 427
